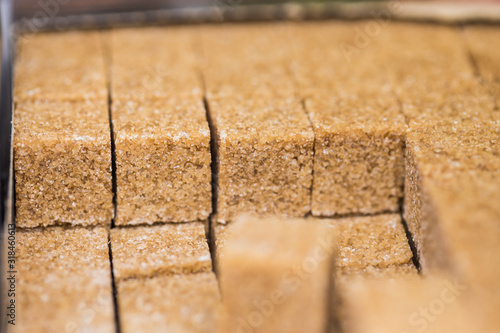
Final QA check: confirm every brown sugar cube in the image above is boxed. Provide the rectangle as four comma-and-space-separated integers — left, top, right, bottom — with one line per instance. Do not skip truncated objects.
206, 97, 313, 223
201, 25, 313, 223
201, 24, 295, 99
112, 97, 212, 225
319, 214, 416, 318
418, 171, 500, 330
117, 273, 222, 333
15, 31, 107, 101
465, 26, 500, 109
405, 125, 500, 329
319, 214, 414, 271
383, 23, 497, 128
289, 22, 406, 215
341, 275, 481, 333
333, 264, 419, 331
306, 97, 406, 215
13, 227, 114, 333
404, 124, 500, 259
405, 170, 500, 330
219, 215, 336, 333
14, 99, 113, 227
415, 170, 500, 277
110, 26, 211, 225
110, 222, 212, 280
110, 27, 202, 100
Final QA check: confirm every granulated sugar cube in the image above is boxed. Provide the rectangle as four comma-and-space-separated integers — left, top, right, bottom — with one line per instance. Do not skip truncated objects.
112, 97, 211, 225
14, 227, 115, 333
201, 25, 314, 223
290, 22, 406, 216
14, 99, 113, 227
110, 222, 212, 280
219, 215, 336, 333
117, 272, 222, 333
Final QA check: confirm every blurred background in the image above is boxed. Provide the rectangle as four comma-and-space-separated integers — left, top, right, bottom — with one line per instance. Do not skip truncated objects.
13, 0, 500, 16
11, 0, 500, 32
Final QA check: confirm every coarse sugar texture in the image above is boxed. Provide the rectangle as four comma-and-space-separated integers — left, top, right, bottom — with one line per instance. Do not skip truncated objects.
201, 24, 314, 223
340, 274, 481, 333
219, 215, 336, 333
200, 23, 295, 99
110, 222, 212, 280
207, 96, 314, 223
337, 264, 418, 284
15, 31, 107, 101
117, 272, 222, 333
289, 21, 406, 216
110, 26, 202, 100
14, 99, 113, 227
319, 214, 414, 271
112, 97, 212, 225
406, 124, 500, 175
404, 124, 500, 260
464, 26, 500, 110
403, 140, 426, 259
319, 213, 417, 322
12, 227, 114, 333
383, 23, 497, 128
307, 96, 406, 215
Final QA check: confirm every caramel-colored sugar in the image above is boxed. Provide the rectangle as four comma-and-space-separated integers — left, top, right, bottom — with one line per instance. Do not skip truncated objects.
110, 222, 212, 280
289, 21, 393, 98
110, 26, 211, 225
219, 215, 336, 333
201, 24, 294, 99
406, 124, 500, 176
341, 275, 481, 333
117, 273, 222, 333
404, 125, 500, 330
213, 214, 413, 276
112, 97, 212, 225
333, 263, 419, 331
13, 227, 114, 333
320, 214, 414, 271
465, 26, 500, 109
211, 222, 228, 274
323, 214, 417, 329
417, 171, 500, 330
208, 97, 314, 223
15, 31, 107, 101
201, 24, 314, 223
14, 99, 113, 227
404, 124, 500, 260
310, 109, 405, 215
290, 22, 406, 215
419, 171, 500, 280
383, 23, 497, 128
403, 142, 426, 257
110, 26, 202, 101
337, 264, 418, 284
